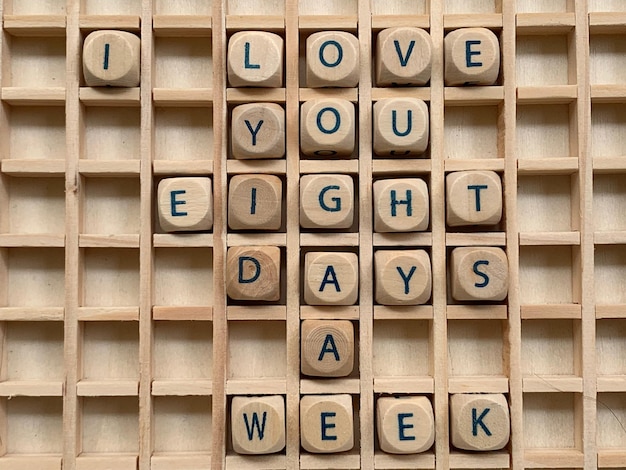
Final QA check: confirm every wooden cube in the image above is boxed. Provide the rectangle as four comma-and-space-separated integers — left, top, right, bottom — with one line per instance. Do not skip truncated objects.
228, 174, 282, 230
375, 250, 431, 305
300, 174, 354, 229
373, 98, 429, 157
450, 394, 510, 451
444, 28, 500, 86
450, 247, 508, 302
83, 30, 140, 87
304, 252, 358, 306
226, 246, 280, 301
300, 99, 355, 157
231, 395, 285, 455
227, 31, 283, 87
231, 103, 285, 160
446, 171, 502, 227
157, 177, 213, 232
300, 394, 354, 453
373, 178, 429, 232
376, 396, 435, 454
301, 320, 354, 377
306, 31, 359, 88
376, 27, 433, 86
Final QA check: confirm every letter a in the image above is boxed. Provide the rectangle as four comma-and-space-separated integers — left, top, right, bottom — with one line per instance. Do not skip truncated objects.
318, 334, 341, 361
319, 265, 341, 292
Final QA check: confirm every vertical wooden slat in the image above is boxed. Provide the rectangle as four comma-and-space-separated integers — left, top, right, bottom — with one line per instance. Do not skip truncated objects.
357, 0, 373, 468
139, 0, 154, 468
0, 0, 7, 460
284, 0, 301, 468
577, 1, 596, 468
430, 1, 448, 469
211, 0, 228, 468
503, 1, 523, 469
64, 0, 81, 469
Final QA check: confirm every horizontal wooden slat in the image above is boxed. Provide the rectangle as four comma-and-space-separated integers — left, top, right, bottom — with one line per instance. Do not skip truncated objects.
80, 87, 141, 106
77, 307, 140, 321
225, 454, 285, 470
226, 378, 286, 395
227, 233, 286, 247
151, 380, 212, 396
78, 234, 140, 248
523, 449, 584, 468
0, 455, 62, 470
76, 380, 139, 396
444, 158, 504, 172
446, 305, 507, 320
153, 88, 213, 106
152, 306, 213, 321
373, 377, 434, 394
151, 453, 211, 470
226, 88, 285, 103
0, 234, 65, 247
298, 15, 357, 30
300, 305, 359, 320
153, 233, 214, 248
444, 86, 504, 105
449, 451, 510, 469
374, 452, 435, 470
448, 376, 509, 394
226, 159, 286, 175
371, 87, 430, 102
0, 307, 64, 321
0, 380, 64, 396
153, 160, 213, 175
78, 15, 140, 31
300, 453, 360, 470
300, 378, 359, 395
76, 454, 138, 470
518, 157, 579, 175
2, 87, 65, 104
519, 231, 580, 246
78, 160, 141, 176
371, 15, 429, 30
521, 304, 582, 319
227, 305, 286, 321
589, 12, 626, 33
446, 232, 506, 247
225, 15, 284, 30
373, 305, 433, 320
153, 15, 212, 36
523, 375, 583, 393
3, 15, 66, 36
373, 232, 432, 247
597, 375, 626, 392
517, 85, 577, 104
444, 13, 503, 29
1, 159, 65, 176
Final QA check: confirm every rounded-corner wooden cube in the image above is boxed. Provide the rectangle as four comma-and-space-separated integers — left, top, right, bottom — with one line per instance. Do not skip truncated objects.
373, 178, 429, 232
450, 393, 510, 451
376, 27, 433, 86
375, 249, 432, 305
376, 396, 435, 454
306, 31, 359, 88
231, 103, 285, 160
227, 31, 284, 87
446, 170, 502, 227
301, 320, 354, 377
373, 97, 429, 157
444, 27, 500, 86
304, 252, 358, 306
300, 174, 354, 229
83, 30, 140, 87
300, 99, 356, 158
228, 174, 282, 231
226, 246, 281, 301
231, 395, 285, 455
450, 247, 509, 302
300, 394, 354, 453
157, 177, 213, 233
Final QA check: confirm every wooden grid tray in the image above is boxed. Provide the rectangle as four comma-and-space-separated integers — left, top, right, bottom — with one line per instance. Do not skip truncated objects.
1, 0, 626, 469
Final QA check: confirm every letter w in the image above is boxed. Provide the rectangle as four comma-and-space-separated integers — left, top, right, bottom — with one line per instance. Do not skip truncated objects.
243, 411, 267, 441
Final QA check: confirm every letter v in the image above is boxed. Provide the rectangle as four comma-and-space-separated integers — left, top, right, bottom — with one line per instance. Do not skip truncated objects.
393, 40, 416, 67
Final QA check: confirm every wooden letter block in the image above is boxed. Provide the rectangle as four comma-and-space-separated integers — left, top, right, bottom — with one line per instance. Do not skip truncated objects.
375, 250, 431, 305
301, 320, 354, 377
304, 252, 358, 306
231, 103, 285, 160
446, 171, 502, 227
376, 27, 433, 86
376, 396, 435, 454
227, 31, 283, 87
300, 99, 355, 157
231, 395, 285, 455
228, 174, 282, 231
300, 394, 354, 453
157, 177, 213, 232
83, 30, 140, 87
373, 178, 429, 232
373, 98, 429, 157
450, 247, 508, 301
226, 246, 280, 301
300, 174, 354, 229
306, 31, 359, 88
444, 28, 500, 86
450, 394, 510, 451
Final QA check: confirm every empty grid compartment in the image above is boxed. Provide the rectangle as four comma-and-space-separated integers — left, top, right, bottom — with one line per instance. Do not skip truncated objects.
594, 175, 626, 231
82, 178, 140, 235
519, 246, 577, 305
155, 37, 213, 89
522, 320, 578, 376
154, 108, 214, 162
516, 34, 574, 86
3, 322, 64, 381
228, 321, 286, 379
6, 177, 65, 234
517, 175, 577, 232
444, 105, 501, 160
3, 36, 65, 87
8, 106, 66, 160
591, 104, 626, 159
448, 320, 504, 376
517, 104, 575, 159
590, 35, 626, 85
4, 397, 63, 454
373, 320, 430, 378
82, 322, 139, 381
153, 321, 213, 381
7, 248, 64, 307
83, 107, 141, 161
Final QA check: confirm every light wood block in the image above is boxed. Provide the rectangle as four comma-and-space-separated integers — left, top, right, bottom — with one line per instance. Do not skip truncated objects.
376, 396, 435, 454
83, 30, 140, 87
450, 393, 510, 451
157, 177, 213, 232
227, 31, 283, 87
450, 247, 509, 302
226, 246, 280, 301
231, 395, 285, 455
300, 99, 356, 157
373, 98, 429, 157
376, 27, 433, 86
300, 394, 354, 453
300, 174, 354, 229
228, 174, 282, 230
301, 320, 354, 377
444, 28, 500, 86
373, 178, 429, 232
374, 250, 432, 305
446, 171, 502, 227
231, 103, 285, 160
304, 252, 358, 306
306, 31, 360, 88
